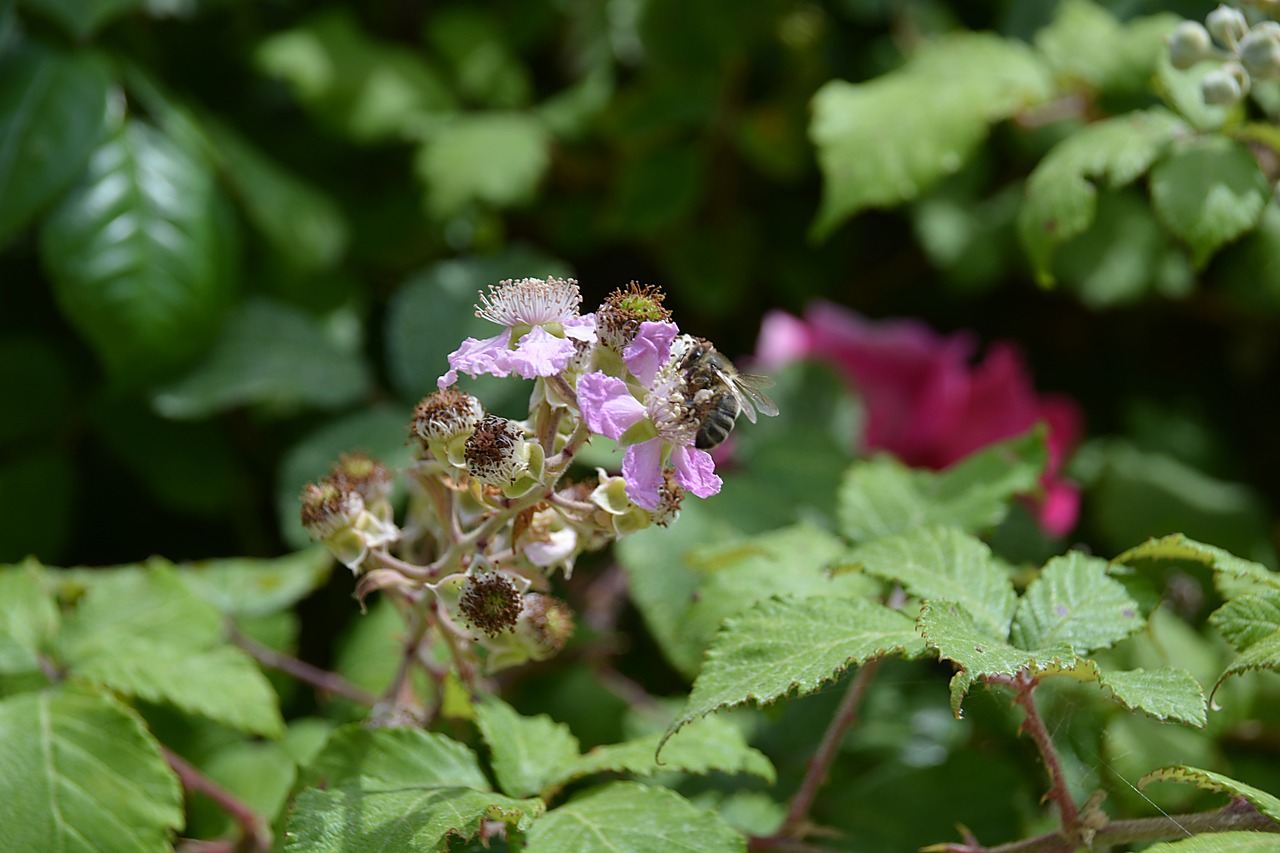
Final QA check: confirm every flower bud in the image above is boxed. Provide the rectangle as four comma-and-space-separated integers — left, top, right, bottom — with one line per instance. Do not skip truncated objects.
412, 388, 485, 465
1240, 22, 1280, 80
483, 593, 576, 671
1202, 62, 1248, 103
458, 571, 524, 638
595, 282, 673, 354
1168, 21, 1215, 69
1207, 4, 1248, 48
331, 452, 394, 522
300, 480, 363, 541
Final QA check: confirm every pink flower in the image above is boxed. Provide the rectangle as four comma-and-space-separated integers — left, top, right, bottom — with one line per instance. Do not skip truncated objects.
439, 277, 596, 387
577, 324, 721, 510
756, 301, 1082, 536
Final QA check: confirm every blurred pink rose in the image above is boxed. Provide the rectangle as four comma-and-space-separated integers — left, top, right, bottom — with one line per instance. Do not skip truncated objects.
756, 302, 1082, 536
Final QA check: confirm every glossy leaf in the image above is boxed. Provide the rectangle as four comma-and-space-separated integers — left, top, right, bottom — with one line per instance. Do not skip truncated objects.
0, 42, 112, 238
41, 119, 237, 384
0, 685, 183, 853
1010, 550, 1143, 653
811, 33, 1052, 237
523, 782, 744, 853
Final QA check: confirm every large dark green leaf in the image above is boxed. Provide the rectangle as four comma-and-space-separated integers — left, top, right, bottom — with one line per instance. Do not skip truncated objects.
0, 42, 112, 239
41, 119, 237, 384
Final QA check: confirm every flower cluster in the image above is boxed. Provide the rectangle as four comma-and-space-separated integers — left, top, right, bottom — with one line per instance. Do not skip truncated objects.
300, 278, 776, 681
1168, 4, 1280, 105
756, 301, 1082, 536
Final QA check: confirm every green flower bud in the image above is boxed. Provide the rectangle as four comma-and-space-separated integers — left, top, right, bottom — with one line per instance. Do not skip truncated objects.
1202, 63, 1247, 103
1241, 22, 1280, 80
1207, 4, 1248, 48
1168, 21, 1215, 69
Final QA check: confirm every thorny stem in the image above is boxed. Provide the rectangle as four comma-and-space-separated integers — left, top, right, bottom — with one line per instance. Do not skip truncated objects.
164, 747, 269, 853
930, 800, 1280, 853
229, 625, 378, 707
770, 659, 883, 843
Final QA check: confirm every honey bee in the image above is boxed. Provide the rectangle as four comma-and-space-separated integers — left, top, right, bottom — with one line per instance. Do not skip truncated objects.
676, 336, 780, 449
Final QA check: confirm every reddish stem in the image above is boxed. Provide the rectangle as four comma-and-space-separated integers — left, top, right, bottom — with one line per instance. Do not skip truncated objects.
230, 625, 378, 707
164, 747, 270, 853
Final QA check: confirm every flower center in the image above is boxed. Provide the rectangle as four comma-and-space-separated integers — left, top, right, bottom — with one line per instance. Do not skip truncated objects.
476, 277, 581, 328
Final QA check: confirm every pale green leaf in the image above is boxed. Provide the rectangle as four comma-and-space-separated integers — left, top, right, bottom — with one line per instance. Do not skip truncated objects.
41, 119, 237, 385
1155, 56, 1239, 133
837, 429, 1046, 543
811, 33, 1052, 237
1114, 534, 1280, 596
1010, 551, 1143, 653
523, 782, 745, 853
555, 715, 775, 792
850, 526, 1017, 640
0, 560, 57, 685
416, 112, 550, 218
475, 694, 581, 799
1215, 632, 1280, 695
1035, 0, 1179, 94
302, 724, 490, 791
1019, 109, 1181, 282
0, 685, 183, 853
177, 547, 334, 617
1211, 594, 1280, 652
668, 595, 924, 746
18, 0, 143, 39
0, 42, 112, 238
1140, 766, 1280, 823
1150, 137, 1271, 268
1144, 833, 1280, 853
151, 297, 371, 419
1094, 666, 1206, 727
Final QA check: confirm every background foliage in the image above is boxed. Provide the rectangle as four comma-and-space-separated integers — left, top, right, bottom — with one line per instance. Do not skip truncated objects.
3, 0, 1280, 850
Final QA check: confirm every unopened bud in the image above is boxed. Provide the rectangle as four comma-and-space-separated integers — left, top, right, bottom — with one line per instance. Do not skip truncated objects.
300, 480, 363, 540
1168, 21, 1215, 69
512, 594, 575, 661
1207, 5, 1248, 48
1202, 62, 1248, 103
1240, 22, 1280, 80
332, 452, 393, 520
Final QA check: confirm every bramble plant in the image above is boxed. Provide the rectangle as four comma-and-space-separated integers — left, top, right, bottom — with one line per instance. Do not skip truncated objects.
5, 1, 1280, 853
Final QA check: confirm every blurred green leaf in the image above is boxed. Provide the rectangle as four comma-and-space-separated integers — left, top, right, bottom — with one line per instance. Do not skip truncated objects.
1144, 834, 1280, 853
255, 9, 455, 143
1220, 198, 1280, 312
1150, 136, 1270, 268
178, 547, 334, 617
1155, 55, 1239, 133
18, 0, 143, 39
0, 42, 112, 239
0, 447, 73, 564
425, 8, 532, 109
42, 119, 238, 385
0, 685, 183, 853
610, 145, 704, 235
811, 32, 1052, 237
1018, 109, 1181, 284
1034, 0, 1178, 95
416, 113, 550, 218
184, 740, 297, 842
151, 297, 370, 420
0, 561, 57, 692
0, 336, 73, 447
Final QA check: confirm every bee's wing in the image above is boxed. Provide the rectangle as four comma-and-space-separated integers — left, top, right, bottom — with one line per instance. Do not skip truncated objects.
735, 373, 779, 419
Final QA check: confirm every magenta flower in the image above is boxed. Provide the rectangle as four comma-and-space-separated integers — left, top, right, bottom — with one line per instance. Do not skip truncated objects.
577, 323, 720, 510
756, 301, 1082, 536
438, 277, 596, 387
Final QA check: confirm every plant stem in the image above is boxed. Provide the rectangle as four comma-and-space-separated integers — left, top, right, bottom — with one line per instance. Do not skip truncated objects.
777, 659, 882, 839
229, 625, 378, 707
164, 747, 270, 853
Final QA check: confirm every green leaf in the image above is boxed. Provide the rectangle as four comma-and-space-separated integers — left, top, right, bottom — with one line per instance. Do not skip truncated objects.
668, 595, 924, 746
1215, 632, 1280, 696
178, 547, 334, 617
1010, 551, 1143, 653
416, 112, 550, 218
185, 740, 296, 841
811, 32, 1052, 238
1093, 667, 1206, 726
0, 685, 183, 853
1150, 137, 1271, 268
523, 782, 745, 853
41, 119, 237, 385
1155, 55, 1240, 133
1140, 766, 1280, 823
151, 297, 370, 419
1210, 594, 1280, 652
0, 560, 57, 690
474, 694, 581, 799
287, 725, 543, 852
849, 526, 1017, 640
18, 0, 143, 39
0, 42, 112, 239
556, 715, 775, 791
255, 9, 455, 143
1114, 534, 1280, 596
1144, 834, 1280, 853
1034, 0, 1179, 94
59, 563, 284, 737
1018, 109, 1181, 283
837, 429, 1047, 543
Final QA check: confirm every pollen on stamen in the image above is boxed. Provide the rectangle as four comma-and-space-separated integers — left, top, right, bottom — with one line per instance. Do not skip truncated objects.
475, 277, 582, 328
464, 415, 529, 486
596, 282, 673, 352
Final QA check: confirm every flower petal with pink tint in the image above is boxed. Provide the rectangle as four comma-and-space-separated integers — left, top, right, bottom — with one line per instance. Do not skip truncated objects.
563, 313, 598, 342
622, 439, 666, 510
624, 321, 679, 386
670, 445, 722, 498
439, 330, 514, 388
507, 325, 577, 379
577, 373, 647, 440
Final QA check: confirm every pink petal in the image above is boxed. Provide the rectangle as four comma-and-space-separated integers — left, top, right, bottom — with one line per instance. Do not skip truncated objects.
622, 439, 665, 510
1035, 480, 1080, 538
754, 310, 814, 369
624, 321, 679, 386
577, 373, 647, 440
563, 313, 597, 342
438, 331, 513, 388
507, 325, 576, 378
670, 445, 721, 498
